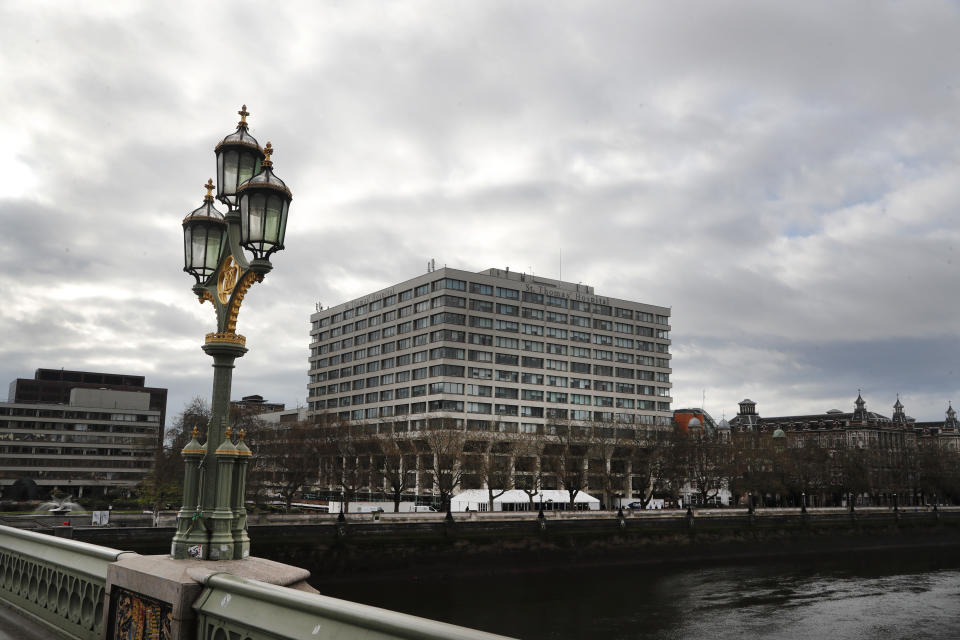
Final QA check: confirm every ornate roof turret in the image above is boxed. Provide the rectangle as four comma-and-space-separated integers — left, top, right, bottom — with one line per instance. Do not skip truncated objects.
892, 395, 907, 426
853, 390, 868, 422
945, 403, 959, 431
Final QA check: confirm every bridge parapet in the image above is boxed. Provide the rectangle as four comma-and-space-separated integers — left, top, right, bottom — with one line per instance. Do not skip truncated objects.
0, 524, 131, 639
0, 524, 515, 640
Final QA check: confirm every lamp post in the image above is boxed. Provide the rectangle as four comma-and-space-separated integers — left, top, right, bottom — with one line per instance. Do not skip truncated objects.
172, 106, 292, 561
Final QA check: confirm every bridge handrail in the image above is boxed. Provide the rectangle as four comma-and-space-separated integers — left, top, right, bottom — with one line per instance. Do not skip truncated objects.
195, 571, 516, 640
0, 524, 130, 639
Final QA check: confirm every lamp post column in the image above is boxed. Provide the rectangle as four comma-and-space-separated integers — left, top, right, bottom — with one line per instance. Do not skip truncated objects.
171, 429, 209, 559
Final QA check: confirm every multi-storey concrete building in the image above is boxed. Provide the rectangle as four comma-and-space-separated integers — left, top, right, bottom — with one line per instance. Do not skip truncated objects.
307, 267, 672, 432
0, 369, 166, 499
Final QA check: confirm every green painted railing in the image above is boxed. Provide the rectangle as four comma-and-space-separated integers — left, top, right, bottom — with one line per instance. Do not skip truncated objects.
194, 572, 515, 640
0, 525, 130, 640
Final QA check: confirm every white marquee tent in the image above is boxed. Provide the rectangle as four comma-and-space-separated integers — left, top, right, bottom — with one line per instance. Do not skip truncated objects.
449, 489, 600, 512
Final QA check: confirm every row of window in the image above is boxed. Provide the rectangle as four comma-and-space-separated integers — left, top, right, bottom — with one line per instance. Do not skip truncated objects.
316, 308, 670, 342
311, 403, 672, 425
310, 356, 671, 383
314, 278, 669, 328
317, 387, 671, 409
311, 370, 670, 397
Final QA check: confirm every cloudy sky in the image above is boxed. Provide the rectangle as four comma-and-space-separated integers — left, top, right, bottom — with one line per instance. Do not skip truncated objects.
1, 1, 958, 425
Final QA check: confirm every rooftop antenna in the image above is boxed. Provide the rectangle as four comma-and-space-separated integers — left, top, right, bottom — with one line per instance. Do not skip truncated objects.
559, 248, 562, 281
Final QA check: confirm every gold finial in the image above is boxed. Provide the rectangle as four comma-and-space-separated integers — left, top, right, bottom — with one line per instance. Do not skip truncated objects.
191, 426, 199, 439
239, 429, 246, 441
238, 104, 249, 128
262, 141, 274, 168
225, 426, 233, 439
203, 178, 215, 202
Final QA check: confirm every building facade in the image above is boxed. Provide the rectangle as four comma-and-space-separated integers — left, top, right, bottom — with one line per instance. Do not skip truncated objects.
308, 267, 672, 431
0, 369, 167, 499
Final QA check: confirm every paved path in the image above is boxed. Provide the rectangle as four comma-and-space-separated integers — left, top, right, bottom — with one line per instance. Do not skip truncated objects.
0, 601, 60, 640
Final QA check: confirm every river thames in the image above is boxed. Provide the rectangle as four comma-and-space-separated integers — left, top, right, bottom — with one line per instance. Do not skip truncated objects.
318, 545, 960, 639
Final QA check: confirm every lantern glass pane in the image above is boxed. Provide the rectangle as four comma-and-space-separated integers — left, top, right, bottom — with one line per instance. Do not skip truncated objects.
247, 193, 266, 242
216, 154, 225, 198
223, 150, 239, 196
183, 226, 192, 270
192, 228, 209, 271
205, 230, 223, 272
264, 194, 283, 244
277, 200, 289, 248
239, 190, 249, 238
239, 153, 258, 186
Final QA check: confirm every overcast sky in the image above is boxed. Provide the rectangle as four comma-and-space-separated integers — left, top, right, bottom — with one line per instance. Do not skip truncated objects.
1, 1, 958, 425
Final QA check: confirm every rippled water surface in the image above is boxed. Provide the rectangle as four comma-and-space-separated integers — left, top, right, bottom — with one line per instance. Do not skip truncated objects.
317, 548, 960, 639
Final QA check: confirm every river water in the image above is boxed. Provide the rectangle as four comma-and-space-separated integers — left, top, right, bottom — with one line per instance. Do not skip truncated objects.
316, 546, 960, 639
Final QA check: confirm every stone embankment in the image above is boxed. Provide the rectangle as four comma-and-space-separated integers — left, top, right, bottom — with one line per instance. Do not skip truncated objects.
13, 506, 958, 579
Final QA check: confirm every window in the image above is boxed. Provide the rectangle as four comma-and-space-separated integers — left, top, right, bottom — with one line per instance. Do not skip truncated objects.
593, 396, 613, 407
495, 387, 519, 399
470, 282, 494, 296
522, 340, 544, 352
545, 295, 567, 309
521, 389, 543, 401
592, 304, 612, 316
522, 308, 544, 321
546, 359, 568, 371
468, 367, 493, 379
468, 350, 493, 362
430, 364, 465, 377
470, 316, 494, 328
469, 333, 493, 346
570, 300, 590, 312
432, 295, 466, 309
615, 307, 634, 319
496, 287, 519, 300
521, 372, 543, 384
431, 329, 466, 343
496, 370, 518, 382
412, 367, 428, 380
522, 291, 544, 304
495, 320, 519, 332
469, 299, 494, 313
545, 327, 567, 339
429, 399, 464, 412
616, 398, 635, 409
383, 294, 397, 307
432, 278, 466, 292
593, 349, 613, 361
496, 336, 519, 349
429, 382, 464, 395
429, 347, 465, 360
656, 314, 670, 325
637, 326, 654, 337
496, 303, 519, 316
546, 375, 567, 387
414, 333, 429, 346
571, 394, 591, 405
546, 391, 568, 403
657, 387, 670, 397
521, 323, 544, 336
521, 356, 543, 368
593, 334, 613, 346
396, 387, 411, 399
412, 385, 427, 397
594, 380, 612, 392
571, 331, 591, 343
496, 353, 519, 366
381, 373, 395, 385
616, 382, 635, 394
467, 384, 492, 396
615, 367, 634, 379
593, 319, 612, 331
545, 311, 567, 324
570, 315, 590, 328
521, 406, 544, 418
414, 284, 430, 297
546, 343, 567, 355
431, 312, 466, 326
468, 402, 492, 414
594, 365, 613, 376
415, 300, 430, 313
571, 346, 590, 358
495, 404, 518, 416
413, 350, 428, 363
571, 362, 591, 374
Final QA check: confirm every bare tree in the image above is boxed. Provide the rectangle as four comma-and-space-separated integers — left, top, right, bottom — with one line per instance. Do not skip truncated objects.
464, 438, 514, 512
422, 424, 467, 511
543, 423, 589, 509
253, 420, 323, 510
376, 436, 414, 512
628, 428, 672, 508
514, 434, 545, 510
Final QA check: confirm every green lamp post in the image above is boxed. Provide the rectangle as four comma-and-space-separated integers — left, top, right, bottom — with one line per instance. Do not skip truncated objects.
172, 106, 292, 561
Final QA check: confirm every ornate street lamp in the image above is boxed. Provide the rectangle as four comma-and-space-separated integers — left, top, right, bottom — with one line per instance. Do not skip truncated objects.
172, 106, 293, 561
